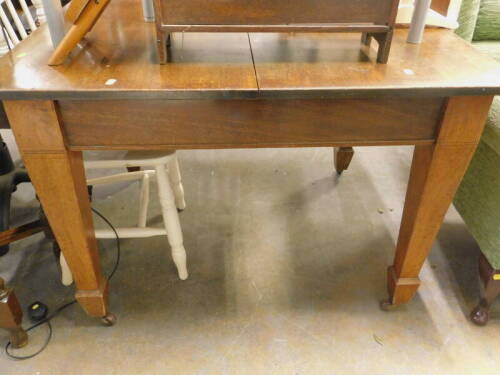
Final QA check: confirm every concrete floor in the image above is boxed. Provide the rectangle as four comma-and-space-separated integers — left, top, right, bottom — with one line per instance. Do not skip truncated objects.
1, 146, 499, 374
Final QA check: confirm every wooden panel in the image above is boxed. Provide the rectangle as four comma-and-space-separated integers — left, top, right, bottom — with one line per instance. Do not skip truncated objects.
59, 97, 445, 149
160, 24, 391, 33
4, 100, 66, 152
160, 0, 395, 25
437, 96, 493, 145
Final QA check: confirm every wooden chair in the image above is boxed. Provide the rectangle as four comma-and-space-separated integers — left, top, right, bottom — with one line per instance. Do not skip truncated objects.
59, 151, 189, 285
0, 0, 45, 54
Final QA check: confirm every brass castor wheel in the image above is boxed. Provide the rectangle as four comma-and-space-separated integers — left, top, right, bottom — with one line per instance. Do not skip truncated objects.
8, 327, 29, 349
101, 313, 117, 326
379, 299, 397, 311
470, 305, 489, 326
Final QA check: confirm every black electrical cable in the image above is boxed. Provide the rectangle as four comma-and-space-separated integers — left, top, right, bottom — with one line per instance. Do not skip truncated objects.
91, 208, 121, 281
4, 207, 120, 360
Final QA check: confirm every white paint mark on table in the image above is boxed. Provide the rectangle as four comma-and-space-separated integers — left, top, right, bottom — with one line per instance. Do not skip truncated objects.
404, 69, 415, 75
105, 79, 117, 86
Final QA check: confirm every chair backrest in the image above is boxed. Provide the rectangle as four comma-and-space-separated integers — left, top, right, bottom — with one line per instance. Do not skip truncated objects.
0, 0, 45, 54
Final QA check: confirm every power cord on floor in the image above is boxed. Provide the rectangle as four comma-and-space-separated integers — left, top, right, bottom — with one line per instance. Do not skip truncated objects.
4, 207, 121, 360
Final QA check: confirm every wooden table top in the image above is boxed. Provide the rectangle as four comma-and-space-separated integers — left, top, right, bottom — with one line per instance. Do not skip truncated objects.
0, 0, 499, 100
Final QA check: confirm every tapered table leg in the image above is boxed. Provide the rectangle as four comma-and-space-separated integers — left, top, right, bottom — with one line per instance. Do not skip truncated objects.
333, 147, 354, 175
3, 100, 112, 322
0, 278, 28, 348
385, 96, 494, 307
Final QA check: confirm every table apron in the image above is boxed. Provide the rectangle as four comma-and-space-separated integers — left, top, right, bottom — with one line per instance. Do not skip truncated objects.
58, 97, 446, 150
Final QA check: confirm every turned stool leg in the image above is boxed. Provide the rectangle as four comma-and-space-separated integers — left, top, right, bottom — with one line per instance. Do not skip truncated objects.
155, 165, 188, 280
0, 278, 28, 348
60, 252, 74, 286
334, 147, 355, 175
167, 155, 186, 211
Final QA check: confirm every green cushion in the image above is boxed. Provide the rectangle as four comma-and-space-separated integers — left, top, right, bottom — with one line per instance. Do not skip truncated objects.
473, 0, 500, 40
454, 141, 500, 269
456, 0, 481, 42
482, 96, 500, 154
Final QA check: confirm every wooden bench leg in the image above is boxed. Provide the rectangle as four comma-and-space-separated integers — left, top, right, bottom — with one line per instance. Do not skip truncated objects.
383, 96, 494, 308
334, 147, 355, 175
156, 32, 170, 64
4, 100, 113, 324
373, 30, 393, 64
0, 278, 28, 348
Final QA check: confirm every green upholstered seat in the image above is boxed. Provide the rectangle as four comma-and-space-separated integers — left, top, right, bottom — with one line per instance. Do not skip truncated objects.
481, 96, 500, 154
453, 0, 500, 269
473, 0, 500, 40
454, 141, 500, 269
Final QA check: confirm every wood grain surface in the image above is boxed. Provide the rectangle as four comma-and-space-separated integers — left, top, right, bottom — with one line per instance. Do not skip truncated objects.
0, 0, 499, 100
388, 96, 494, 305
160, 0, 395, 25
58, 97, 445, 149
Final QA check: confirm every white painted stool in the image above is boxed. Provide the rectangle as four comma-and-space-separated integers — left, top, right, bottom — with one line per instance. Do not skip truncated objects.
59, 150, 188, 286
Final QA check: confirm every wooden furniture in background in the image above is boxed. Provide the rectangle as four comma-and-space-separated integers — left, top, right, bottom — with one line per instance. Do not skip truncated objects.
0, 277, 27, 348
48, 0, 401, 65
153, 0, 400, 64
59, 151, 189, 286
0, 136, 31, 255
0, 0, 499, 324
48, 0, 111, 65
0, 0, 45, 54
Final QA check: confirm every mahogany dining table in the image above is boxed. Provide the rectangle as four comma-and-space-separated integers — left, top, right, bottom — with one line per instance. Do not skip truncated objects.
1, 0, 500, 330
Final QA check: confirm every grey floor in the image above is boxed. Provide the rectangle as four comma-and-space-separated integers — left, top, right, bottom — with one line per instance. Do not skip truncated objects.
1, 144, 499, 374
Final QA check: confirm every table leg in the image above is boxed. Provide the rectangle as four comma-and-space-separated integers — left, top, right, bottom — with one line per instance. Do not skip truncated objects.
0, 277, 28, 348
3, 100, 112, 323
333, 147, 354, 175
384, 96, 494, 307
